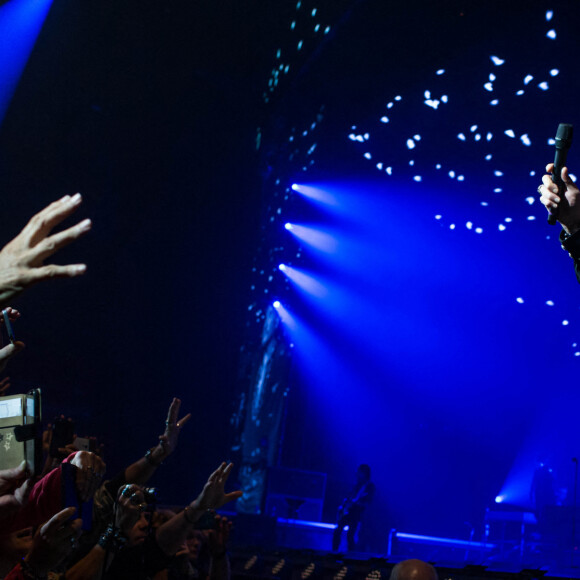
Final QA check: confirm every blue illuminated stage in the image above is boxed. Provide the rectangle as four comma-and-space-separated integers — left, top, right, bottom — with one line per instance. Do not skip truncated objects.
233, 0, 580, 577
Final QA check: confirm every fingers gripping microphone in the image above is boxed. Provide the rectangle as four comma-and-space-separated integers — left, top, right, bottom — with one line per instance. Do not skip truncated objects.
548, 123, 574, 225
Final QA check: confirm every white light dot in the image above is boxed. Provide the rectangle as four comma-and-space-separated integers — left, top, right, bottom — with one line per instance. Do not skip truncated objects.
449, 170, 456, 178
475, 134, 481, 141
505, 217, 512, 222
450, 224, 456, 230
516, 297, 524, 304
324, 26, 331, 34
487, 133, 493, 141
573, 343, 577, 348
481, 201, 489, 206
364, 133, 370, 140
475, 227, 483, 234
424, 90, 431, 99
499, 224, 506, 231
491, 56, 505, 65
436, 164, 442, 169
494, 170, 504, 177
414, 134, 421, 141
546, 10, 553, 21
530, 171, 536, 176
436, 69, 445, 75
386, 167, 392, 175
494, 188, 503, 193
376, 162, 383, 170
527, 215, 536, 221
563, 320, 570, 326
466, 221, 473, 229
409, 160, 415, 166
387, 102, 393, 109
413, 176, 422, 182
348, 134, 357, 141
550, 69, 559, 76
364, 152, 372, 159
547, 29, 557, 39
470, 125, 478, 132
524, 75, 533, 85
314, 24, 320, 32
311, 8, 317, 16
457, 133, 466, 141
525, 197, 535, 205
489, 73, 496, 82
521, 134, 532, 146
546, 300, 555, 306
486, 154, 493, 160
505, 129, 515, 138
570, 174, 577, 182
380, 116, 389, 123
484, 82, 494, 92
516, 90, 525, 95
435, 215, 442, 220
538, 81, 549, 90
575, 352, 580, 357
297, 40, 303, 50
490, 100, 499, 106
548, 138, 556, 145
441, 95, 448, 103
457, 175, 465, 181
395, 96, 402, 101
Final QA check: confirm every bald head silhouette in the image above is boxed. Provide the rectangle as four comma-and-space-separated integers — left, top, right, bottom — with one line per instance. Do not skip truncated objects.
389, 559, 438, 580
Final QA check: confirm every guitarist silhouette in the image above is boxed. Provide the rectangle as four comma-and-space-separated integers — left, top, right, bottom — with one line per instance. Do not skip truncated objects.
332, 464, 375, 551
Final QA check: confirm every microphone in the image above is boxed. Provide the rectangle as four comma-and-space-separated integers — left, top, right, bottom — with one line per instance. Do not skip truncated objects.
548, 123, 574, 225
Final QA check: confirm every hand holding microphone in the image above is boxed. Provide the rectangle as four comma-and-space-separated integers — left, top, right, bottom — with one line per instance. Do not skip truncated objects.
540, 123, 580, 234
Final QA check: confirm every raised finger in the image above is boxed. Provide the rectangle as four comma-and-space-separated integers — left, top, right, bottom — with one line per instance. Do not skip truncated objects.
30, 263, 87, 283
166, 398, 180, 425
542, 174, 558, 192
32, 219, 92, 263
546, 163, 555, 173
177, 413, 191, 428
41, 507, 77, 535
209, 462, 227, 483
22, 195, 84, 247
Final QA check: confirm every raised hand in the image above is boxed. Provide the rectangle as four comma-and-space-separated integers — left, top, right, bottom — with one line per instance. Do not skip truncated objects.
540, 164, 580, 234
71, 451, 106, 503
0, 194, 91, 308
152, 398, 191, 464
23, 507, 82, 576
190, 463, 242, 512
0, 462, 34, 520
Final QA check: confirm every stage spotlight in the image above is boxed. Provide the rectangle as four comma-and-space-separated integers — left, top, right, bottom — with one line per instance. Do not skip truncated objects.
291, 183, 300, 191
285, 223, 294, 231
495, 495, 505, 503
279, 264, 287, 272
273, 301, 281, 309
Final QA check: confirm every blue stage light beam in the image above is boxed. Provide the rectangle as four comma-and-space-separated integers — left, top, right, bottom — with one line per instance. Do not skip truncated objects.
284, 222, 339, 253
0, 0, 54, 125
291, 183, 340, 207
278, 264, 328, 298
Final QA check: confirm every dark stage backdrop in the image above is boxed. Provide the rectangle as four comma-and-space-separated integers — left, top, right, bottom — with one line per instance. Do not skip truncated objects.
2, 0, 580, 559
0, 0, 276, 503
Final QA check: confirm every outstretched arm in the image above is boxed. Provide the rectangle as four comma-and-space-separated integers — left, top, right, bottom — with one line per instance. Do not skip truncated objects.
0, 194, 90, 309
155, 462, 242, 557
124, 397, 191, 485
